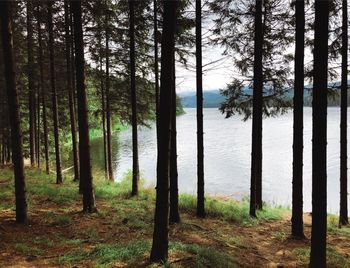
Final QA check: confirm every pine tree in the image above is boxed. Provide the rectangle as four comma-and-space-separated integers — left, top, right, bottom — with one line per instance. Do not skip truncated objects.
169, 56, 180, 223
26, 0, 37, 168
36, 1, 50, 175
310, 0, 329, 266
129, 0, 140, 196
339, 0, 348, 226
47, 0, 63, 184
291, 0, 305, 238
105, 4, 114, 182
64, 0, 80, 183
0, 0, 28, 224
71, 0, 97, 213
150, 0, 178, 262
196, 0, 205, 218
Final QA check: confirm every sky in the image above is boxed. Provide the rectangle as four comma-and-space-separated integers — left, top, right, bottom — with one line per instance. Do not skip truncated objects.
174, 8, 235, 93
175, 46, 234, 93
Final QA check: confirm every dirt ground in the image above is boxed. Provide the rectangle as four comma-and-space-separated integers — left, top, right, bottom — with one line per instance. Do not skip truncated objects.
0, 168, 349, 268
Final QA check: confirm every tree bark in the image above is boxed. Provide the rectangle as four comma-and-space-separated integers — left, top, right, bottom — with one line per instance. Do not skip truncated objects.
309, 1, 329, 267
64, 0, 80, 183
99, 42, 108, 180
250, 0, 263, 217
36, 76, 40, 168
169, 56, 180, 223
105, 9, 114, 181
37, 3, 50, 175
129, 0, 140, 196
154, 0, 160, 134
150, 0, 177, 262
292, 0, 305, 238
196, 0, 205, 218
47, 1, 63, 184
339, 0, 348, 226
71, 0, 97, 213
0, 0, 28, 223
27, 0, 36, 167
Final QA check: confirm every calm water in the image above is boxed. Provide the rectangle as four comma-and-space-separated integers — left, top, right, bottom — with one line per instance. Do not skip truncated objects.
90, 107, 350, 215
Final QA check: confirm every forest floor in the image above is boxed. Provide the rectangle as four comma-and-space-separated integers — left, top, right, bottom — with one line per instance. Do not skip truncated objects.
0, 167, 350, 268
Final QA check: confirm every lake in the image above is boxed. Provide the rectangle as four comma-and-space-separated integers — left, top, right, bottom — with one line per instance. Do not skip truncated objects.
90, 107, 350, 215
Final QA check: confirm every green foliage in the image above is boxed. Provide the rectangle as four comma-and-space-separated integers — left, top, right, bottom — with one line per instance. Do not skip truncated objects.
176, 95, 186, 116
170, 242, 238, 268
210, 0, 294, 120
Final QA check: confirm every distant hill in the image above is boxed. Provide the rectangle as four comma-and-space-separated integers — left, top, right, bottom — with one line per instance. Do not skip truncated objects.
180, 81, 350, 108
179, 90, 225, 108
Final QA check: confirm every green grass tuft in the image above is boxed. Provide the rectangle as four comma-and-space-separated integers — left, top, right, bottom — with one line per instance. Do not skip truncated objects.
179, 193, 286, 225
58, 240, 151, 266
170, 242, 238, 268
15, 242, 43, 257
292, 246, 350, 267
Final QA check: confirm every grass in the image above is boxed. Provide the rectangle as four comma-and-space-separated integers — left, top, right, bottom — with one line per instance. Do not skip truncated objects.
58, 240, 151, 267
179, 193, 287, 225
2, 167, 350, 267
15, 242, 43, 257
328, 214, 350, 237
272, 231, 288, 241
170, 242, 238, 268
292, 246, 350, 267
43, 211, 72, 225
33, 237, 55, 248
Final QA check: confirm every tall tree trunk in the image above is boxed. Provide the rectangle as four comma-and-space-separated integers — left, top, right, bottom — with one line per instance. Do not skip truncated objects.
37, 3, 50, 174
64, 0, 80, 183
27, 0, 36, 167
250, 0, 263, 217
0, 1, 28, 223
6, 134, 11, 164
47, 1, 63, 184
129, 0, 139, 196
101, 79, 108, 179
105, 10, 114, 181
339, 0, 348, 226
169, 57, 180, 223
70, 9, 78, 120
69, 9, 81, 191
36, 87, 40, 168
196, 0, 205, 218
100, 50, 108, 180
150, 0, 177, 262
154, 0, 160, 131
71, 0, 97, 213
292, 0, 305, 238
309, 1, 329, 267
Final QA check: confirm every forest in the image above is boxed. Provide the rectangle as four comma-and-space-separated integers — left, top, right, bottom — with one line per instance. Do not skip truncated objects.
0, 0, 349, 267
